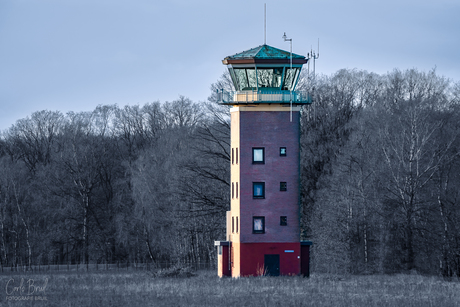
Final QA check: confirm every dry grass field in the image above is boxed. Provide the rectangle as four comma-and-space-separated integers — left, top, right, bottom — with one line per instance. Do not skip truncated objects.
1, 270, 459, 306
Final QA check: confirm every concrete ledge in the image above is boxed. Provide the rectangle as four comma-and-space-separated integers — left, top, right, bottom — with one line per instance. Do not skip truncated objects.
214, 241, 230, 246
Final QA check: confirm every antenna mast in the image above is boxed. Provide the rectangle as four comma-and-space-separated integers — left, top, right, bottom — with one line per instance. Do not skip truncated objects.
307, 39, 320, 81
282, 32, 293, 122
307, 39, 320, 120
264, 4, 266, 45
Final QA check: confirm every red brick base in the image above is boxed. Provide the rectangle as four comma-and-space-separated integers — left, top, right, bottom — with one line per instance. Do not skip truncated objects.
236, 242, 301, 277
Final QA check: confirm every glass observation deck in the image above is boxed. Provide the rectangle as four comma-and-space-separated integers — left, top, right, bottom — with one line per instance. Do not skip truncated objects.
219, 44, 310, 105
230, 67, 301, 91
217, 89, 311, 105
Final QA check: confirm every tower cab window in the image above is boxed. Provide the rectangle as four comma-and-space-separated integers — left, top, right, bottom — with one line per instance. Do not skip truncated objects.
229, 67, 300, 91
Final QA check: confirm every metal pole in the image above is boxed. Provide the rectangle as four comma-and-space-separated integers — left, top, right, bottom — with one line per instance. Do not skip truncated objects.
283, 32, 293, 122
264, 3, 266, 45
290, 39, 292, 122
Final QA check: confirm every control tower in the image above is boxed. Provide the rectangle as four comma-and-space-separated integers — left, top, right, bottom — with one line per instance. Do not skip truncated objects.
215, 44, 312, 277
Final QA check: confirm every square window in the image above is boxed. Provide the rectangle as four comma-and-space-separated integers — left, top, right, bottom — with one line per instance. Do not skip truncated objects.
253, 182, 265, 198
252, 148, 265, 164
280, 216, 287, 226
280, 147, 286, 156
280, 182, 287, 191
253, 216, 265, 234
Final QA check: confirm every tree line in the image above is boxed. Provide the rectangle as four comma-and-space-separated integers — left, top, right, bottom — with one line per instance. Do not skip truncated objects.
0, 68, 459, 276
301, 68, 460, 276
0, 96, 230, 269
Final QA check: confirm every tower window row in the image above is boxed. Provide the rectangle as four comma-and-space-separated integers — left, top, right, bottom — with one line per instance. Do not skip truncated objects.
253, 182, 287, 198
253, 216, 288, 234
232, 147, 287, 165
253, 147, 287, 164
233, 182, 287, 199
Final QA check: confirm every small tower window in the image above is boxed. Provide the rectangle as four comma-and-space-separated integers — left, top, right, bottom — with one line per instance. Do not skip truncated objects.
253, 216, 265, 234
280, 147, 286, 156
236, 216, 239, 233
232, 216, 235, 233
253, 182, 265, 198
280, 182, 287, 191
236, 148, 239, 164
232, 148, 234, 164
232, 182, 234, 199
280, 216, 287, 226
252, 148, 265, 164
236, 182, 239, 199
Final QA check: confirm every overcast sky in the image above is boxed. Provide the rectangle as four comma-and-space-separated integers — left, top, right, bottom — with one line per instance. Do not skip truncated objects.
1, 0, 459, 131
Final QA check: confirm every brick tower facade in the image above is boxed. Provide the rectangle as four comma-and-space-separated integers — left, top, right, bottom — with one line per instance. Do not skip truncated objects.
215, 45, 312, 277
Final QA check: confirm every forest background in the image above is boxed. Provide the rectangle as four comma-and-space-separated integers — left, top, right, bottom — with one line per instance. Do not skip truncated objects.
1, 68, 460, 277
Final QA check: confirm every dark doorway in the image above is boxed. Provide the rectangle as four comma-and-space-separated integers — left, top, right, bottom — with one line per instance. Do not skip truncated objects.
301, 241, 312, 277
264, 254, 280, 276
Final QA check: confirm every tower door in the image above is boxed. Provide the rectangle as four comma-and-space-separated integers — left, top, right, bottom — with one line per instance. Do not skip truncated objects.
264, 254, 280, 276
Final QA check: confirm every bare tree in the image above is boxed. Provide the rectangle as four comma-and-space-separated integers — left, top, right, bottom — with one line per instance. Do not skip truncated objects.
3, 110, 63, 172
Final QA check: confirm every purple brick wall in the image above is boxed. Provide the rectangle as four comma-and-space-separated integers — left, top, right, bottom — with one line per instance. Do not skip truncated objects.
239, 110, 300, 243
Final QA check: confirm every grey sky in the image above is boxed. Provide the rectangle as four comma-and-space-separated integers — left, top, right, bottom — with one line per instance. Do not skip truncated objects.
1, 0, 459, 131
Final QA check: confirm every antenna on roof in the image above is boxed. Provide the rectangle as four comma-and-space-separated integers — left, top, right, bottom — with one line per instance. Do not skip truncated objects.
264, 3, 267, 45
307, 38, 319, 77
307, 38, 320, 85
307, 39, 320, 121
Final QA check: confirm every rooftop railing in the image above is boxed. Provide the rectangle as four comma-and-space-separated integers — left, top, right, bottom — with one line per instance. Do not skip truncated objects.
217, 89, 311, 105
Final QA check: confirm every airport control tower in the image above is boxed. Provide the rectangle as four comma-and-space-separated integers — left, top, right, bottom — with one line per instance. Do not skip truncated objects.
215, 43, 312, 277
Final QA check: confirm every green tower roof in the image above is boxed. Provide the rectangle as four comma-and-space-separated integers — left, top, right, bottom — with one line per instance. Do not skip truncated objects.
223, 44, 307, 65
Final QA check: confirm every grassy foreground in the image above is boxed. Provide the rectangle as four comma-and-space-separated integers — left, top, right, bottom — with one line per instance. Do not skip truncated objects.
1, 270, 459, 306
